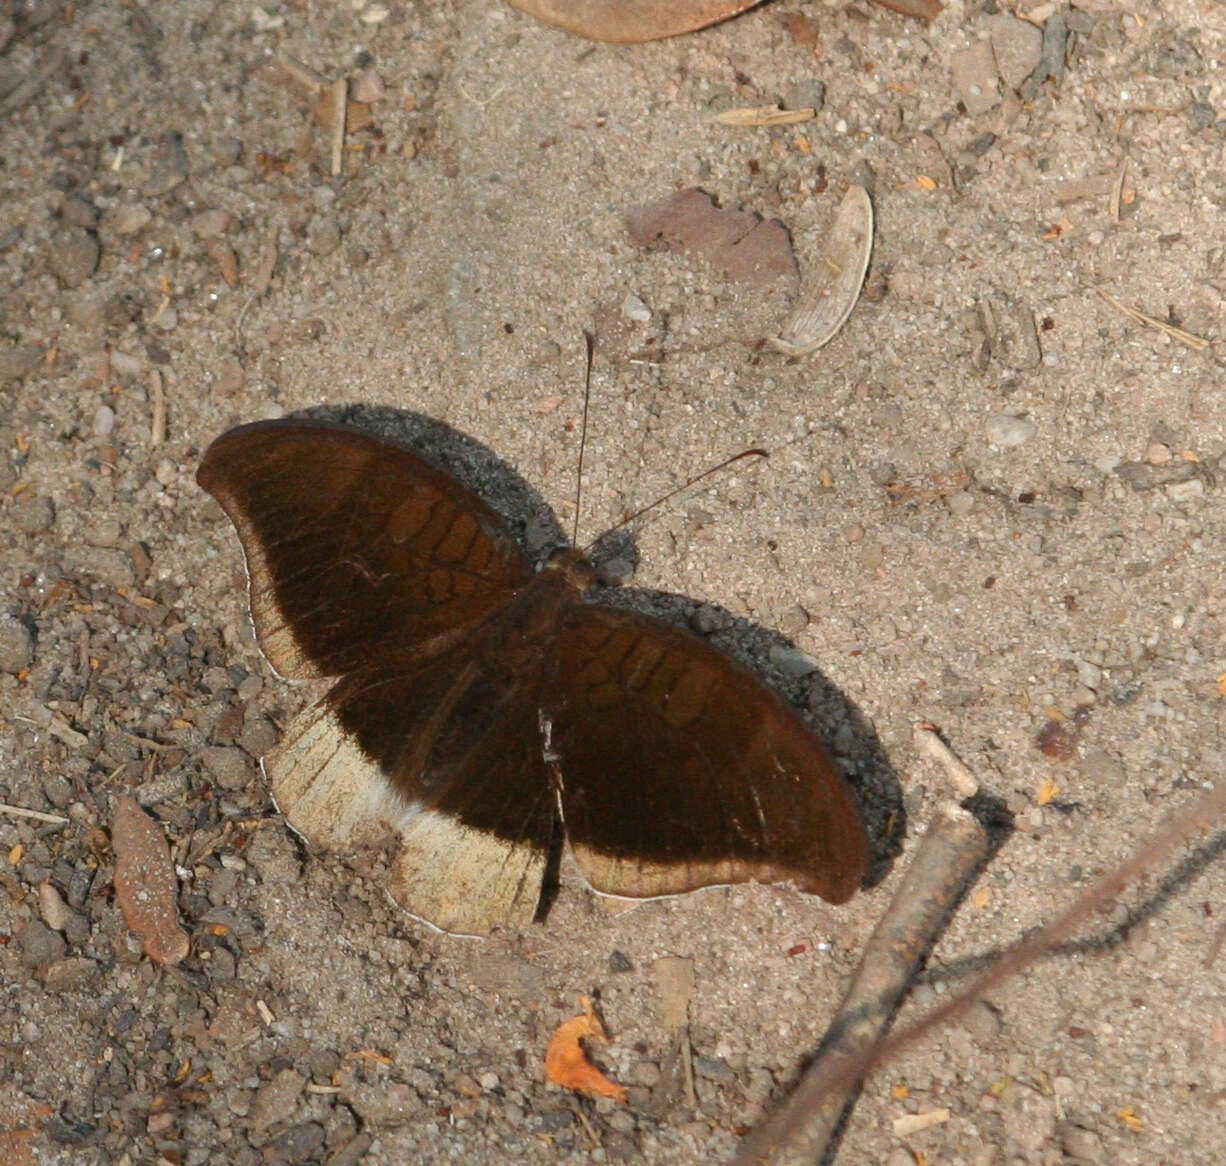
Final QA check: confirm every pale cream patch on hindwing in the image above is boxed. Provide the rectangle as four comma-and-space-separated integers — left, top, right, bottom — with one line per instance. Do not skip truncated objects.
266, 704, 545, 938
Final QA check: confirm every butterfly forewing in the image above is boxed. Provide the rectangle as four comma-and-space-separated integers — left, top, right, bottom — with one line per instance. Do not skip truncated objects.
197, 419, 535, 680
543, 604, 867, 904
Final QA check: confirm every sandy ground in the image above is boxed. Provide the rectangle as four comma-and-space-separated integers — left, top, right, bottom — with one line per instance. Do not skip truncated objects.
2, 1, 1225, 1163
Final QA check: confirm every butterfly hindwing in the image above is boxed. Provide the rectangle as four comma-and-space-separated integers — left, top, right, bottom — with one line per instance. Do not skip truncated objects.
543, 603, 867, 904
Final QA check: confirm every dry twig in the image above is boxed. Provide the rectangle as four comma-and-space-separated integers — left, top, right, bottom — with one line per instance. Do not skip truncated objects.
0, 801, 70, 826
734, 772, 1226, 1165
1091, 285, 1208, 352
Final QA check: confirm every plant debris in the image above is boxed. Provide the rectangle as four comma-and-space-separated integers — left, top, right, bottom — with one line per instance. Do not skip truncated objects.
544, 996, 628, 1103
625, 188, 796, 288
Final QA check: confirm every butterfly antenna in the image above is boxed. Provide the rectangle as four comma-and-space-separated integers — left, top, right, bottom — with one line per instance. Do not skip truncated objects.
583, 447, 769, 553
572, 331, 596, 547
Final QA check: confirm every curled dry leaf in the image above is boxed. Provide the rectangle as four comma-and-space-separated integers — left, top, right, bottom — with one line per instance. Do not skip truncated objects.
544, 995, 628, 1103
111, 795, 190, 965
506, 0, 764, 43
771, 184, 873, 356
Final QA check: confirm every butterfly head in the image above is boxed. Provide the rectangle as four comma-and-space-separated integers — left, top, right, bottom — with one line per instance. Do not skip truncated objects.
543, 545, 597, 590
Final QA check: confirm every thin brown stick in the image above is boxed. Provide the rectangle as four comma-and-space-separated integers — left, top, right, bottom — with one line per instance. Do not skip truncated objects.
731, 801, 990, 1166
329, 76, 348, 178
1091, 285, 1208, 352
732, 778, 1226, 1165
273, 50, 327, 94
0, 801, 70, 825
149, 370, 166, 447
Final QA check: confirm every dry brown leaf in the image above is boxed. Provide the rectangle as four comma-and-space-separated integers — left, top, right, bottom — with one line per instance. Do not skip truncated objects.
544, 996, 628, 1103
111, 796, 190, 965
625, 188, 796, 288
506, 0, 763, 43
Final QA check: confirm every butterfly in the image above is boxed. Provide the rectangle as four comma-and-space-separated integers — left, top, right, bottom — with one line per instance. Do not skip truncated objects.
197, 417, 867, 935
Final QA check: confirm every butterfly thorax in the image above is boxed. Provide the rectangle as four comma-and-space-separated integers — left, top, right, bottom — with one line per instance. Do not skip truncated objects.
542, 546, 597, 591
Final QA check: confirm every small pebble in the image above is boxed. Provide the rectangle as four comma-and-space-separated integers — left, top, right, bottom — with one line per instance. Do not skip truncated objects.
215, 137, 244, 165
63, 546, 136, 589
621, 292, 652, 323
946, 490, 975, 516
38, 882, 70, 931
985, 413, 1037, 447
999, 1081, 1056, 1151
769, 644, 818, 679
0, 614, 34, 672
308, 216, 343, 256
1060, 1121, 1105, 1162
144, 132, 191, 195
60, 195, 98, 229
93, 404, 115, 436
111, 796, 190, 965
352, 68, 386, 103
17, 919, 68, 969
269, 1122, 325, 1161
12, 494, 55, 535
84, 516, 123, 548
49, 228, 100, 288
39, 957, 98, 990
1144, 442, 1172, 465
1188, 102, 1216, 131
191, 209, 232, 238
608, 949, 634, 973
248, 1068, 306, 1132
950, 41, 1001, 115
108, 204, 153, 235
988, 13, 1044, 89
0, 345, 44, 384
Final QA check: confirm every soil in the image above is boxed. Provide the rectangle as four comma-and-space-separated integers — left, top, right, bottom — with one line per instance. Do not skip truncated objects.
2, 2, 1225, 1164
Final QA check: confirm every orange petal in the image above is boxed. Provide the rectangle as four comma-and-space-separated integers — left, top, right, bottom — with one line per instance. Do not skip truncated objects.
544, 996, 628, 1103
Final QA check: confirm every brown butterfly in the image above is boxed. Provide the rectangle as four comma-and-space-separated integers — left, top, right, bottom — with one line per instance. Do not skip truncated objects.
197, 418, 867, 935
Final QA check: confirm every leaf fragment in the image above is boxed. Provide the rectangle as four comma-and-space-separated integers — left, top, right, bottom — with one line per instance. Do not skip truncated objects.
112, 796, 190, 965
545, 996, 628, 1103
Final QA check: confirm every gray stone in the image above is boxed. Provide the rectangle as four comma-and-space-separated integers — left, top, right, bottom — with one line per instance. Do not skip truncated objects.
0, 345, 44, 384
63, 546, 135, 589
247, 1068, 305, 1132
11, 493, 55, 534
768, 644, 818, 679
48, 228, 100, 288
999, 1081, 1056, 1152
60, 195, 98, 229
1079, 748, 1125, 787
201, 745, 253, 791
245, 829, 301, 883
144, 133, 190, 196
989, 14, 1043, 90
951, 40, 1001, 115
308, 216, 342, 256
191, 209, 232, 238
17, 919, 68, 968
346, 1082, 421, 1126
1060, 1121, 1105, 1162
0, 614, 34, 672
107, 204, 153, 236
985, 413, 1037, 447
